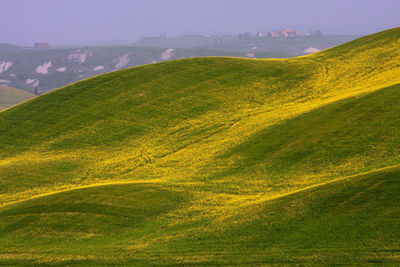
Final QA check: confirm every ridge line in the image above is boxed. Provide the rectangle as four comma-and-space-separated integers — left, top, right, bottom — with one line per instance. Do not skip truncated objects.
250, 164, 400, 205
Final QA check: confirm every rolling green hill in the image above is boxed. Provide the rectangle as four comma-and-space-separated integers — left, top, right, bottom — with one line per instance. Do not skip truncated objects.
0, 86, 35, 111
0, 46, 252, 95
0, 28, 399, 265
0, 34, 357, 95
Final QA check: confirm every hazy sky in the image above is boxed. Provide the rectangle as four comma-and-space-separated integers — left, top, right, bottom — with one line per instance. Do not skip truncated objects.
1, 0, 399, 46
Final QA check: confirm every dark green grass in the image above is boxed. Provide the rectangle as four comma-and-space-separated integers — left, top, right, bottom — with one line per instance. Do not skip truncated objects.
159, 168, 400, 265
215, 83, 400, 187
0, 167, 398, 265
0, 184, 188, 265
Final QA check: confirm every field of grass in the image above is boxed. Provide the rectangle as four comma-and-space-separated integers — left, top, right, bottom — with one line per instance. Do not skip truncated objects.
0, 28, 399, 265
0, 86, 35, 111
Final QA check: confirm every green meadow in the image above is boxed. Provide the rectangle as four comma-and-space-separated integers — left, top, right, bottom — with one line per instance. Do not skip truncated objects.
0, 86, 35, 111
0, 28, 399, 265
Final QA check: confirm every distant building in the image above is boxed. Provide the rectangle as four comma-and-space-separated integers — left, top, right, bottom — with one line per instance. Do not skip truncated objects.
268, 29, 303, 38
268, 31, 280, 37
256, 32, 266, 38
34, 43, 50, 49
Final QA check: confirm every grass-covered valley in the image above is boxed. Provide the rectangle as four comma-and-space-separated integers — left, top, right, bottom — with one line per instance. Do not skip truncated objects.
0, 28, 399, 265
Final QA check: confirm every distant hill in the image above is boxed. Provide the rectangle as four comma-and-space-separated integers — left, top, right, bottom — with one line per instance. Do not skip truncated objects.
0, 43, 23, 53
0, 86, 35, 110
0, 28, 399, 265
134, 33, 359, 52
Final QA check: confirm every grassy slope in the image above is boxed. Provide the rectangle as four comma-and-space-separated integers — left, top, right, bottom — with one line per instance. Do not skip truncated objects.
0, 86, 35, 111
0, 28, 399, 264
1, 164, 399, 265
